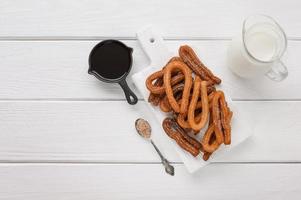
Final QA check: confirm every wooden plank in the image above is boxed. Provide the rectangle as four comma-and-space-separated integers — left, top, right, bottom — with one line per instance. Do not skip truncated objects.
0, 163, 300, 199
0, 40, 299, 100
0, 0, 300, 38
0, 101, 300, 162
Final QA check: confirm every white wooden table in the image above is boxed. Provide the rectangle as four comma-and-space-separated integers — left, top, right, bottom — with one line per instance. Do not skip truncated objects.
0, 0, 301, 199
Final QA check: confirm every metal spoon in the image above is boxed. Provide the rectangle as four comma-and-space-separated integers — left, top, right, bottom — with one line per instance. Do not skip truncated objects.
135, 118, 174, 176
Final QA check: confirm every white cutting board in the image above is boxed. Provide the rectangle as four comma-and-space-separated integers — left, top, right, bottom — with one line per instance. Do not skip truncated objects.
132, 26, 253, 173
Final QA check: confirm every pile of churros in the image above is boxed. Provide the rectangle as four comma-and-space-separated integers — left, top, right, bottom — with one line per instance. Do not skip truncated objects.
145, 45, 233, 161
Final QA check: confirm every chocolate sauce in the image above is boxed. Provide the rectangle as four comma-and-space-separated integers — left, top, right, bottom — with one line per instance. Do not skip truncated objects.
89, 41, 131, 80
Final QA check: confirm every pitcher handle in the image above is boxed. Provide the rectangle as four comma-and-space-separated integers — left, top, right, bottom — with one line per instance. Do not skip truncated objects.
265, 60, 288, 81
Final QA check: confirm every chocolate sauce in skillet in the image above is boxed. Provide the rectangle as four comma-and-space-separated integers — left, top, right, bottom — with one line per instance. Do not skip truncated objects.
89, 41, 131, 80
88, 40, 138, 105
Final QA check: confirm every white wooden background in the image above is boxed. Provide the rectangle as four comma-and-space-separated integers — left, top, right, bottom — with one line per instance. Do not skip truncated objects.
0, 0, 301, 199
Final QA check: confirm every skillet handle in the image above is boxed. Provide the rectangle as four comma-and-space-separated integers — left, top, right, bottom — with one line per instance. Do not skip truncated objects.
119, 79, 138, 105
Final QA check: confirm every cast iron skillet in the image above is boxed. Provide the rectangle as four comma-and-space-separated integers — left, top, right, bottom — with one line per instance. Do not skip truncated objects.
88, 40, 138, 105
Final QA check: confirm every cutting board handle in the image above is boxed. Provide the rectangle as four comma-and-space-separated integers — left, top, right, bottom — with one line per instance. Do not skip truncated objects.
137, 26, 172, 66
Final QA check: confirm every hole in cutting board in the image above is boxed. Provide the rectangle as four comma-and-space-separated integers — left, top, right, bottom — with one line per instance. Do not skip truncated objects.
150, 38, 155, 43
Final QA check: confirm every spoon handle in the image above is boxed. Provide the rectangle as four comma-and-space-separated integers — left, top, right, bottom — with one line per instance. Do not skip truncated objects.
150, 140, 175, 176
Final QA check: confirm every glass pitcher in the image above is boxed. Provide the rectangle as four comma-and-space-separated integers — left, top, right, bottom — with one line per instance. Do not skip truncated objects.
227, 15, 288, 81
